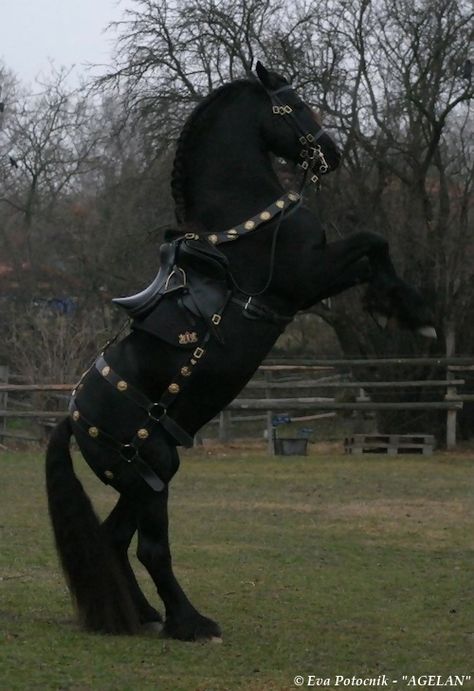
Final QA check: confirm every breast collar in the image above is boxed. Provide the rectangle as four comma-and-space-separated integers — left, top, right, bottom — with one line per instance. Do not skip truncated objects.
183, 189, 302, 246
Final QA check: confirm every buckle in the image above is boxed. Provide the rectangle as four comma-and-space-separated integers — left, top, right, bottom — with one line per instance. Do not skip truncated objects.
120, 444, 139, 463
148, 402, 167, 422
193, 346, 205, 359
211, 314, 221, 325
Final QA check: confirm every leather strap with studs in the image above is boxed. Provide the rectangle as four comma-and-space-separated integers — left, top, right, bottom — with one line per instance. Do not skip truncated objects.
69, 398, 166, 492
94, 354, 194, 447
203, 191, 301, 246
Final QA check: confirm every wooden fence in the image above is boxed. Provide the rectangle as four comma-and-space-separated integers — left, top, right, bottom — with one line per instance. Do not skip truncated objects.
0, 357, 473, 450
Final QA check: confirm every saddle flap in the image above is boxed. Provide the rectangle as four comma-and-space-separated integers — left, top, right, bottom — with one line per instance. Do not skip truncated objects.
133, 293, 205, 349
182, 268, 230, 323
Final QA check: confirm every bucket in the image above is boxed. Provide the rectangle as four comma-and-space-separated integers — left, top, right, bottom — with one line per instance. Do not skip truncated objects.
273, 438, 308, 456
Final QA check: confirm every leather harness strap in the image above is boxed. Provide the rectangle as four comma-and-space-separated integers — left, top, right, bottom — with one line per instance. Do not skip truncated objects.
69, 397, 166, 492
231, 295, 293, 327
200, 191, 301, 246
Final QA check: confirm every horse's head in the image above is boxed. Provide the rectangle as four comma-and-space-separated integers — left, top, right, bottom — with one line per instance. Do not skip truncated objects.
255, 61, 341, 180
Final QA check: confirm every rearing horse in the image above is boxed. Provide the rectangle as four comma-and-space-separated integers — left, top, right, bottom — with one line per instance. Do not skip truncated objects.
45, 62, 435, 640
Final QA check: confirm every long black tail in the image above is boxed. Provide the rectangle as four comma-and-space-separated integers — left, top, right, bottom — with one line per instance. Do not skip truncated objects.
45, 418, 139, 634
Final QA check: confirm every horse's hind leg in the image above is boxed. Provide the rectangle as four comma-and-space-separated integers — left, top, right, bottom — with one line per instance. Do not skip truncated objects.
136, 484, 221, 642
102, 495, 163, 627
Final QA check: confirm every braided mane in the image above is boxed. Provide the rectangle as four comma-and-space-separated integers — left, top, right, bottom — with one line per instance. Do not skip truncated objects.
171, 79, 255, 224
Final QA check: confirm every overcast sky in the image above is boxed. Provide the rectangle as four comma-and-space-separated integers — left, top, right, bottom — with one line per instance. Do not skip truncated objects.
0, 0, 133, 86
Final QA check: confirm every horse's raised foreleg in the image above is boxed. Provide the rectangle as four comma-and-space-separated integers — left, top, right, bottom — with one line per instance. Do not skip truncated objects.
102, 495, 163, 628
137, 486, 222, 642
316, 232, 435, 334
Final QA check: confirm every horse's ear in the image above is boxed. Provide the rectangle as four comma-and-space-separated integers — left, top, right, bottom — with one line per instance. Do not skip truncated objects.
255, 60, 287, 91
255, 61, 270, 86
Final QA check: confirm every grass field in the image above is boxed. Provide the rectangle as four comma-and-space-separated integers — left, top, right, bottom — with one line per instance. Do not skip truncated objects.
1, 445, 473, 691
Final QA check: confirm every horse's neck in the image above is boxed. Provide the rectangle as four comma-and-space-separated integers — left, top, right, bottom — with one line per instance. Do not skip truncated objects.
183, 115, 282, 232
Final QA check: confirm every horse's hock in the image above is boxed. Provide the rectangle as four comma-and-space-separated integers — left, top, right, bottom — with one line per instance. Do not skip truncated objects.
344, 433, 435, 456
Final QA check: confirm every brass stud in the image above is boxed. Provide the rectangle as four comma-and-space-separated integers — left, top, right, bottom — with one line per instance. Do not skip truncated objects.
244, 220, 255, 230
88, 426, 99, 438
288, 192, 299, 201
137, 428, 149, 440
168, 383, 180, 394
101, 365, 110, 377
104, 470, 114, 480
181, 366, 192, 377
72, 410, 80, 421
276, 200, 285, 209
208, 234, 218, 244
227, 229, 238, 236
117, 380, 128, 392
260, 211, 271, 221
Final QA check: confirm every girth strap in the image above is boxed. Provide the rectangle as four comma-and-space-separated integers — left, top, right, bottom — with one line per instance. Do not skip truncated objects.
231, 296, 293, 328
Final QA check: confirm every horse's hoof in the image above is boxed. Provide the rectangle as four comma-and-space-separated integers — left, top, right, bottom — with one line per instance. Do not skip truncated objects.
417, 325, 437, 339
141, 621, 164, 635
164, 613, 222, 642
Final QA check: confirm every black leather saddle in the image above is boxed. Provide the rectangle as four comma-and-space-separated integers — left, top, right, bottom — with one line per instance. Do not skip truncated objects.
113, 238, 231, 348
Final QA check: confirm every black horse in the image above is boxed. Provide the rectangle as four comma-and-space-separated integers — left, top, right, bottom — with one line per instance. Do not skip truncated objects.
46, 62, 435, 640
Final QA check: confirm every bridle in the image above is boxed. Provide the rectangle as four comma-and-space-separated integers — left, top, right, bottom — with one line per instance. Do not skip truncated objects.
267, 84, 329, 188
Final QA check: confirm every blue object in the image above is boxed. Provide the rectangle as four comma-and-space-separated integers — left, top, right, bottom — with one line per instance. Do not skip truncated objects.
272, 414, 291, 426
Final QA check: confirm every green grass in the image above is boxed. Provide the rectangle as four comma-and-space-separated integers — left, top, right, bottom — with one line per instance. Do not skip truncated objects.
1, 446, 473, 690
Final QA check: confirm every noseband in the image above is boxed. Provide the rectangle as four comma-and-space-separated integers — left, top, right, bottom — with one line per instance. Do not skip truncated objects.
267, 84, 329, 187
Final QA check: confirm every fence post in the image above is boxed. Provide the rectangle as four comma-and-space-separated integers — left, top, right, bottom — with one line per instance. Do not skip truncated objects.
218, 410, 232, 442
264, 370, 275, 456
266, 410, 274, 456
445, 323, 457, 450
0, 365, 9, 444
